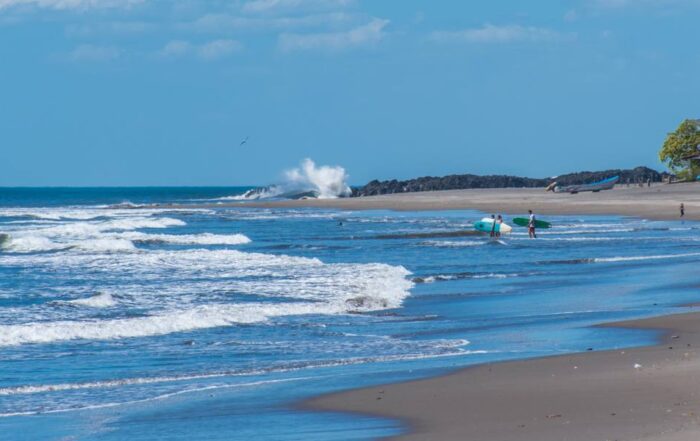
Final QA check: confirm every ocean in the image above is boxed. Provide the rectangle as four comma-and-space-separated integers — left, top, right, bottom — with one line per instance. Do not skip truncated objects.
1, 187, 699, 440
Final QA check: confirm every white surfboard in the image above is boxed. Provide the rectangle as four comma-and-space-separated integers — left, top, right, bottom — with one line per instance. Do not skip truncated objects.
478, 218, 512, 234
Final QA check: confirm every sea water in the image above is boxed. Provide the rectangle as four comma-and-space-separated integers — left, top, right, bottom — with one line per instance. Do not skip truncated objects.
1, 188, 699, 440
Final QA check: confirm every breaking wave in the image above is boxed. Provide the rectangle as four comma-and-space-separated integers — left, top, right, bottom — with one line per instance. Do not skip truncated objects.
65, 292, 117, 308
0, 216, 251, 253
128, 232, 251, 246
225, 158, 351, 200
0, 252, 413, 346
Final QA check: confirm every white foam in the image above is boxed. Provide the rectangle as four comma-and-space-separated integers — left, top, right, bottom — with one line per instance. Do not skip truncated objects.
421, 240, 485, 248
0, 377, 312, 418
522, 236, 650, 242
222, 186, 285, 201
65, 292, 117, 308
75, 238, 136, 252
1, 216, 187, 253
0, 250, 413, 346
128, 232, 251, 246
0, 235, 66, 253
415, 272, 520, 283
0, 207, 212, 221
593, 252, 700, 263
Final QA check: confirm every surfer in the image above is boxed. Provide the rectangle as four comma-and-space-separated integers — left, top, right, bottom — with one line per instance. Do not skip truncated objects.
680, 203, 685, 218
528, 210, 537, 239
489, 214, 497, 238
495, 215, 503, 238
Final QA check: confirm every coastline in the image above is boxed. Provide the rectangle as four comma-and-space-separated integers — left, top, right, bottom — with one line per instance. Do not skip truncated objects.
152, 184, 700, 439
205, 182, 700, 221
304, 311, 700, 441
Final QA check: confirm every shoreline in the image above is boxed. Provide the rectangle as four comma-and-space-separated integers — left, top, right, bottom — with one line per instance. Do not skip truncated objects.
304, 310, 700, 440
169, 182, 700, 221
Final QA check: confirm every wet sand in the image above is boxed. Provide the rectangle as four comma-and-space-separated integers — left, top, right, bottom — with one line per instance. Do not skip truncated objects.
306, 312, 700, 440
236, 182, 700, 221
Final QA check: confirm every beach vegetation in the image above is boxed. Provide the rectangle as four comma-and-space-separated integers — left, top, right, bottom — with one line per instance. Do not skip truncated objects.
659, 119, 700, 180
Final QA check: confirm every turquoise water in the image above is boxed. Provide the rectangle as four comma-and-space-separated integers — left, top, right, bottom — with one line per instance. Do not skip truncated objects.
1, 188, 699, 440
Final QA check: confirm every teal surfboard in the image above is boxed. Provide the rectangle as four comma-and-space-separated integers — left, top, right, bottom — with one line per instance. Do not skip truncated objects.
512, 218, 551, 229
474, 220, 512, 234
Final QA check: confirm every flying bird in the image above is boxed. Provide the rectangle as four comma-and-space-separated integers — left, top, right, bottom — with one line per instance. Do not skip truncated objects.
240, 136, 249, 147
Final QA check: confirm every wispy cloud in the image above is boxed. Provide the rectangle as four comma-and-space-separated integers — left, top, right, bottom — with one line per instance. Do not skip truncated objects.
64, 43, 121, 61
188, 12, 355, 33
278, 17, 388, 52
0, 0, 144, 10
66, 21, 155, 38
242, 0, 354, 14
430, 24, 562, 44
157, 39, 243, 61
198, 39, 242, 60
591, 0, 700, 9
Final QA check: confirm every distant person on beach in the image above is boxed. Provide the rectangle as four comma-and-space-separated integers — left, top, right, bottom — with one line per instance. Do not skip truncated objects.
489, 214, 496, 238
528, 210, 537, 239
680, 203, 685, 217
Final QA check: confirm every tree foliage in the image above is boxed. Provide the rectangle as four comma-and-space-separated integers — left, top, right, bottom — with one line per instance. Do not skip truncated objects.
659, 119, 700, 177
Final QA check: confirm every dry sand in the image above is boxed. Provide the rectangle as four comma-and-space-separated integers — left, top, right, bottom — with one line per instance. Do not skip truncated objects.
306, 312, 700, 440
239, 182, 700, 221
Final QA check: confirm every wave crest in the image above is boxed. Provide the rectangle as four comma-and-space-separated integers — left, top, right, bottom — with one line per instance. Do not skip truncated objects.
226, 158, 351, 200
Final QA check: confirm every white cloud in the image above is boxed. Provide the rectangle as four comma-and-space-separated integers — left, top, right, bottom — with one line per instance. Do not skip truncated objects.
189, 12, 354, 33
278, 17, 388, 52
242, 0, 354, 14
0, 0, 143, 10
158, 39, 242, 61
159, 40, 192, 58
65, 44, 121, 61
66, 21, 155, 38
430, 24, 561, 44
198, 39, 242, 60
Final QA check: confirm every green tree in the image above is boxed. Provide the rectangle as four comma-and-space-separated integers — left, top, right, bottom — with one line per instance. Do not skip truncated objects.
659, 119, 700, 179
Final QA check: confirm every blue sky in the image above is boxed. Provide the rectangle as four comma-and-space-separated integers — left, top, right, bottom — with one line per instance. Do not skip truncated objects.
1, 0, 699, 186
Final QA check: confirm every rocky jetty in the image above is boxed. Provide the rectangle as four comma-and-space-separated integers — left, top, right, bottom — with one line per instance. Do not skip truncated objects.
351, 166, 668, 197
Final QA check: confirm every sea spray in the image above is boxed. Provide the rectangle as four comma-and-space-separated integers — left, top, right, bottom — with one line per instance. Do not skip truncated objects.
228, 158, 351, 200
284, 158, 351, 199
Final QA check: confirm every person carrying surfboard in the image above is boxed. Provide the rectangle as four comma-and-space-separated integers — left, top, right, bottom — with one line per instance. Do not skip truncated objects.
495, 215, 503, 238
528, 210, 537, 239
489, 214, 497, 237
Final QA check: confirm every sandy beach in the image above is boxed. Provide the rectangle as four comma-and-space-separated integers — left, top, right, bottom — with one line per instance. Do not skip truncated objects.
234, 182, 700, 221
306, 311, 700, 440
